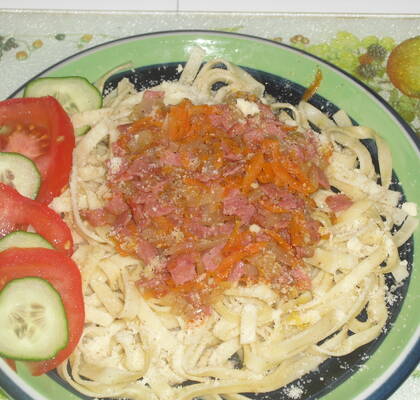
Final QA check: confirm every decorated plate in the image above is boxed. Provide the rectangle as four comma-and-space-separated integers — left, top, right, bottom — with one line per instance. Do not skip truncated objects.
0, 30, 419, 400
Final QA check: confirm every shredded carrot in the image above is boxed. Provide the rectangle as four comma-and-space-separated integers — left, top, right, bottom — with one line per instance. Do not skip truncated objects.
127, 116, 163, 134
167, 100, 192, 141
280, 124, 299, 133
265, 229, 299, 267
216, 242, 267, 279
190, 103, 214, 116
264, 229, 290, 252
111, 237, 135, 257
266, 139, 318, 195
222, 137, 242, 157
242, 152, 265, 193
222, 177, 242, 196
170, 275, 207, 293
306, 196, 317, 209
261, 137, 280, 154
153, 216, 174, 234
109, 222, 140, 257
302, 69, 323, 102
271, 161, 301, 191
183, 177, 209, 190
179, 150, 191, 169
283, 159, 318, 195
223, 220, 245, 255
290, 212, 306, 247
258, 162, 275, 184
213, 148, 225, 169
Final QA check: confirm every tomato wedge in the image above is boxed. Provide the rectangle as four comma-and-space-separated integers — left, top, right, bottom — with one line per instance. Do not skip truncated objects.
0, 183, 73, 255
0, 247, 84, 375
0, 96, 75, 204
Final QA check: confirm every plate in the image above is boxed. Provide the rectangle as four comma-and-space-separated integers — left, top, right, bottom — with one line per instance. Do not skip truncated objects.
1, 30, 419, 400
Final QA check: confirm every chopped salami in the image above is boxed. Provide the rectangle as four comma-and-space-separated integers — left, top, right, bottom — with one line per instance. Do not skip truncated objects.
104, 193, 129, 215
260, 184, 304, 210
228, 261, 245, 281
326, 194, 353, 212
290, 267, 311, 290
136, 238, 158, 264
202, 243, 225, 271
81, 208, 114, 227
160, 149, 182, 167
167, 253, 197, 285
223, 188, 256, 225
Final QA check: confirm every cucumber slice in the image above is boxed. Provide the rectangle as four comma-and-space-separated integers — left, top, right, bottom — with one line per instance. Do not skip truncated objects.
24, 76, 103, 136
0, 231, 54, 253
0, 277, 68, 361
0, 152, 41, 200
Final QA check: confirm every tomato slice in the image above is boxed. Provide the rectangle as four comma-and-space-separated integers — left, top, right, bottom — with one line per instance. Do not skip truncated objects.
0, 183, 73, 255
0, 247, 84, 375
0, 96, 75, 204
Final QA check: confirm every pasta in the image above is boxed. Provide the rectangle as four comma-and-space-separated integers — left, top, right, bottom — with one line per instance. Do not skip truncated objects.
50, 48, 418, 400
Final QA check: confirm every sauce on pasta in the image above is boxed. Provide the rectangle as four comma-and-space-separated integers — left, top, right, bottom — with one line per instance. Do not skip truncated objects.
82, 93, 331, 320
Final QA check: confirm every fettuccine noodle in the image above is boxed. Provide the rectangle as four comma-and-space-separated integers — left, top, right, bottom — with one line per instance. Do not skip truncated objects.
50, 48, 418, 400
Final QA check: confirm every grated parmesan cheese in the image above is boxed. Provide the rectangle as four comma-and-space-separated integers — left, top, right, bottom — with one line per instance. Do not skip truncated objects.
236, 98, 260, 116
285, 384, 304, 399
109, 157, 122, 174
249, 224, 262, 233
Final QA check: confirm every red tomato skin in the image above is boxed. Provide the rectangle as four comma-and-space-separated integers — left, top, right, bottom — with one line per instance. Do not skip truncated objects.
0, 248, 84, 375
0, 96, 75, 204
0, 183, 73, 255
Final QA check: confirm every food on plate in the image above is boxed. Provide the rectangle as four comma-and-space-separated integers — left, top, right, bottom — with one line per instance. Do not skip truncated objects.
0, 77, 89, 374
0, 230, 53, 252
41, 48, 418, 400
23, 76, 103, 135
0, 151, 41, 200
0, 46, 417, 399
0, 181, 83, 373
0, 96, 75, 204
0, 247, 84, 375
0, 277, 68, 361
0, 182, 73, 255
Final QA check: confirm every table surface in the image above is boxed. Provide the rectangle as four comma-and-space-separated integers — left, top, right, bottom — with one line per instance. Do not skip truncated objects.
0, 8, 419, 400
0, 1, 420, 13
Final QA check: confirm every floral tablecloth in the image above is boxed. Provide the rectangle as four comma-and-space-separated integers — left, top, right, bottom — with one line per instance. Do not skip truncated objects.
0, 9, 419, 400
